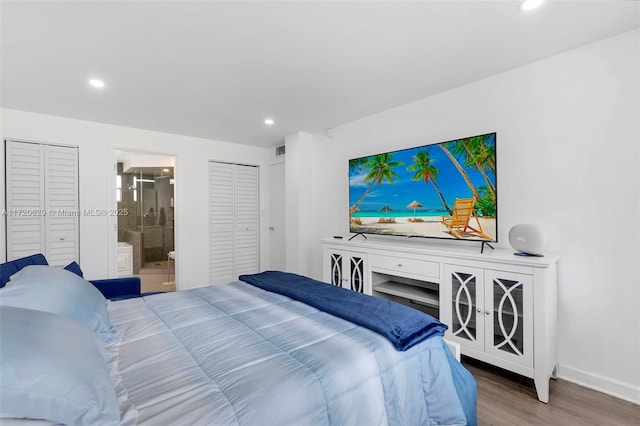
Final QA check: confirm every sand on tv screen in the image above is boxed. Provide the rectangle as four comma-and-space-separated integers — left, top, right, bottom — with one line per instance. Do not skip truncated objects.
349, 132, 497, 242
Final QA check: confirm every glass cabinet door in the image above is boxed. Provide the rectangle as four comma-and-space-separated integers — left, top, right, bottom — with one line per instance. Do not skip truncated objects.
445, 265, 485, 353
327, 250, 368, 293
484, 271, 533, 368
329, 252, 343, 287
349, 256, 365, 293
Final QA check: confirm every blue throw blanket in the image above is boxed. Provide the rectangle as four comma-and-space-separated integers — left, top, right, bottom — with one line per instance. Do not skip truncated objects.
239, 271, 447, 351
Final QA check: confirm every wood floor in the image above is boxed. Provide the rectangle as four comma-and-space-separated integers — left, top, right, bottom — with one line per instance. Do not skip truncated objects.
137, 266, 176, 293
462, 357, 640, 425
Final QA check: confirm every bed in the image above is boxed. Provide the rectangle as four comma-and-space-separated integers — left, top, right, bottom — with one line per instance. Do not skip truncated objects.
0, 265, 477, 426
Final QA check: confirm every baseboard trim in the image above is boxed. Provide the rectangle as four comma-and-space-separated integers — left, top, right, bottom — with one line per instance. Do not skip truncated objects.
557, 364, 640, 405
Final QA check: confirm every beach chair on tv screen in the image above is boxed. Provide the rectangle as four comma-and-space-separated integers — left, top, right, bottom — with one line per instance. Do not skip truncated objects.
441, 197, 491, 240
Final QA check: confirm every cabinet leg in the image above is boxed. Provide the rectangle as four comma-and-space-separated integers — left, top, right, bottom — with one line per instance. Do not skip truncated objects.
551, 365, 558, 380
534, 374, 550, 403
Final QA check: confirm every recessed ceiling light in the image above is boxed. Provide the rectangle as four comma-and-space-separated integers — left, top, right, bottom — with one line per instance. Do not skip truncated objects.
163, 168, 170, 172
264, 119, 274, 126
519, 0, 545, 11
89, 79, 105, 88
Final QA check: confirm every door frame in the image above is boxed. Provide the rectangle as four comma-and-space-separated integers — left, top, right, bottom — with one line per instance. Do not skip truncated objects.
108, 146, 179, 286
268, 161, 285, 270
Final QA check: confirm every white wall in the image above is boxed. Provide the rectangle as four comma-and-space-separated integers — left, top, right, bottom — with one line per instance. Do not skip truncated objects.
1, 110, 272, 290
284, 132, 316, 274
303, 30, 640, 402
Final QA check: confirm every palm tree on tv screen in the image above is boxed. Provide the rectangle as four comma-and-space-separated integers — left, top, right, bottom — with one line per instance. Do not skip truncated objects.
450, 135, 496, 199
439, 141, 481, 202
350, 153, 403, 214
407, 150, 452, 215
348, 157, 368, 172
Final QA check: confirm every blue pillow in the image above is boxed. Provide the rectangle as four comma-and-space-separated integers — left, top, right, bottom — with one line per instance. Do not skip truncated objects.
0, 306, 122, 425
0, 265, 116, 342
63, 261, 84, 277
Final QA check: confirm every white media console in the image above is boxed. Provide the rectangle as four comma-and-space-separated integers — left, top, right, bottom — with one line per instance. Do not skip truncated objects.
321, 237, 559, 403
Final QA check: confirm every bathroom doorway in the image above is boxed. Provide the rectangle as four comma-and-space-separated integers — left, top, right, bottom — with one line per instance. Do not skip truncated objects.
116, 151, 176, 293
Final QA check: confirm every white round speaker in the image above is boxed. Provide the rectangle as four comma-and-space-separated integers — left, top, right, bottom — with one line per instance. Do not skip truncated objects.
508, 224, 548, 257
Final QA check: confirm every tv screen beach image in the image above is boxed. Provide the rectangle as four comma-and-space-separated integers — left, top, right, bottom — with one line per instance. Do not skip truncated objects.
349, 132, 497, 242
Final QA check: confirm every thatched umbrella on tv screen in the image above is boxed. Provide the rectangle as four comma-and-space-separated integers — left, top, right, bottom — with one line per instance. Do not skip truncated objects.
406, 200, 423, 219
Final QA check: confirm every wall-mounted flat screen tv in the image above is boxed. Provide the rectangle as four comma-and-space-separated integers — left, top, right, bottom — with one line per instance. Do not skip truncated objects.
349, 132, 497, 242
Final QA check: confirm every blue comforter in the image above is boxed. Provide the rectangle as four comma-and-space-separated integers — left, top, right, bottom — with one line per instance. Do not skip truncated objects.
239, 270, 447, 351
110, 281, 477, 425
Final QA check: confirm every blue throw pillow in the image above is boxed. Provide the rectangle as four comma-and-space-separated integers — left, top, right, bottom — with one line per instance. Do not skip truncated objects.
0, 306, 122, 425
0, 265, 117, 342
63, 260, 84, 277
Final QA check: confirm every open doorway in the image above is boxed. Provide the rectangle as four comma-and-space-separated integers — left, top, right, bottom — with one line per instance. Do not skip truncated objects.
116, 151, 176, 293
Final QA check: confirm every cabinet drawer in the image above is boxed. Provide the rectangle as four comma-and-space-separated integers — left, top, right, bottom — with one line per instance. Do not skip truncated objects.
370, 254, 439, 279
117, 253, 131, 271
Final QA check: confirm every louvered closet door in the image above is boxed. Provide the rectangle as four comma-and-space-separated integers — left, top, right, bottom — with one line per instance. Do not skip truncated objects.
5, 140, 79, 265
5, 141, 46, 260
234, 165, 259, 276
208, 162, 259, 284
209, 162, 235, 283
44, 145, 79, 265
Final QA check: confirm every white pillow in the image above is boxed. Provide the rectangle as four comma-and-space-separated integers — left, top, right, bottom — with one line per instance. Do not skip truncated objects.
0, 265, 117, 342
0, 306, 122, 425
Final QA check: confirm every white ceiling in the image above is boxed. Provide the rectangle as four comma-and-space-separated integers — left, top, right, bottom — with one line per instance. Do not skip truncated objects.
1, 1, 638, 148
